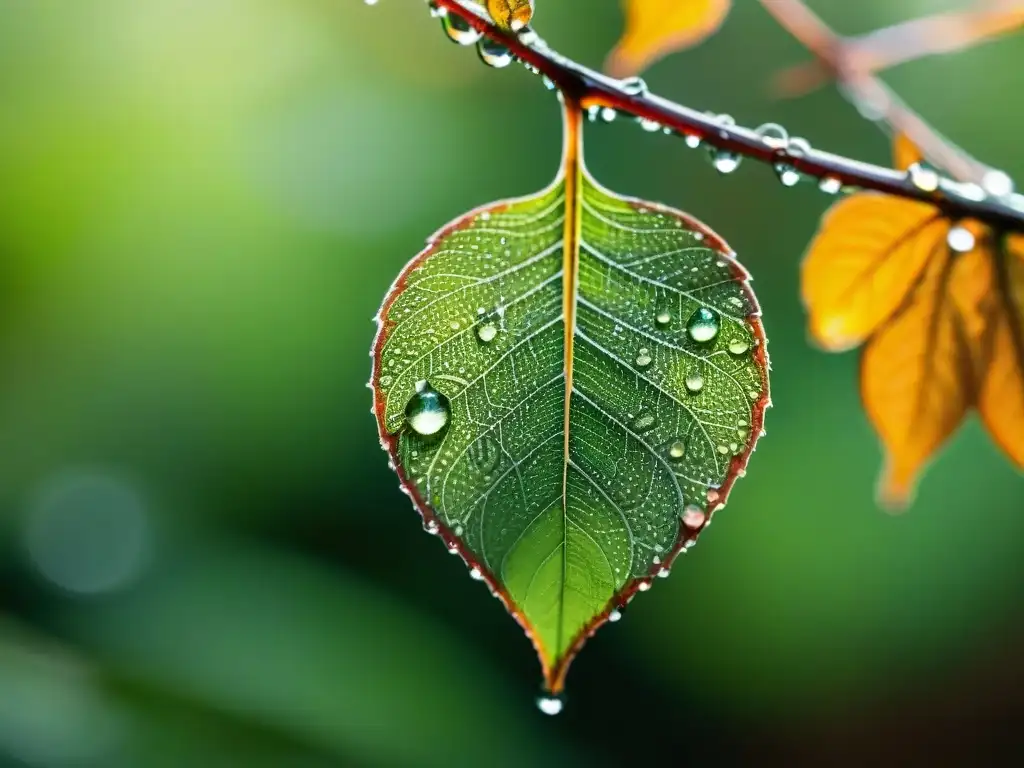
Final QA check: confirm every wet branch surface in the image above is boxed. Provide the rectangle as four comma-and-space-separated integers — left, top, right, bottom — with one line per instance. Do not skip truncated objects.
432, 0, 1024, 233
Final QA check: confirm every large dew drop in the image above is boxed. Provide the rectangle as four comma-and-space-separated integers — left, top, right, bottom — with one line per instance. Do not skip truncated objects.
476, 321, 498, 343
684, 372, 704, 393
405, 381, 451, 436
477, 37, 513, 68
442, 12, 483, 45
710, 149, 741, 174
536, 694, 564, 716
686, 307, 720, 343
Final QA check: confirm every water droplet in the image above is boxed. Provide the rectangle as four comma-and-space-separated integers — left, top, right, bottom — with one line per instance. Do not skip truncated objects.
448, 543, 459, 554
600, 107, 617, 123
717, 445, 729, 455
729, 442, 739, 453
428, 1, 446, 18
537, 694, 564, 715
668, 440, 686, 460
478, 37, 513, 68
619, 76, 648, 96
541, 75, 556, 90
818, 176, 842, 195
476, 321, 498, 343
637, 581, 651, 592
364, 0, 379, 5
655, 309, 672, 328
711, 149, 741, 174
635, 347, 652, 368
682, 505, 706, 528
469, 567, 484, 581
608, 608, 622, 622
685, 372, 704, 393
684, 133, 702, 149
774, 163, 801, 187
405, 381, 450, 436
982, 169, 1015, 198
442, 12, 482, 45
908, 163, 939, 193
686, 307, 720, 343
424, 519, 440, 535
728, 338, 749, 355
379, 375, 393, 387
947, 225, 975, 253
634, 414, 657, 432
639, 118, 661, 132
657, 567, 670, 578
755, 122, 788, 148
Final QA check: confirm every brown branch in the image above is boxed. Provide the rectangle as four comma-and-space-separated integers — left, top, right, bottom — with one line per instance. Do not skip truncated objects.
425, 0, 1024, 232
757, 0, 1010, 184
775, 0, 1024, 98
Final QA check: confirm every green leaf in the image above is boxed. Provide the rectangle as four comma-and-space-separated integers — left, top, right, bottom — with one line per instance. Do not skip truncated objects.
371, 105, 769, 699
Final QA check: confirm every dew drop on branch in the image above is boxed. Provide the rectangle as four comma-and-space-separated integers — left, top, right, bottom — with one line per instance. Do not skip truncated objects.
818, 176, 842, 195
774, 163, 801, 187
907, 163, 939, 193
442, 12, 482, 45
478, 37, 513, 68
710, 149, 741, 174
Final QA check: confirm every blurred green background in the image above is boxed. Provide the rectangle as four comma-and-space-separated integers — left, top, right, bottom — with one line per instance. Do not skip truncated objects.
0, 1, 1021, 765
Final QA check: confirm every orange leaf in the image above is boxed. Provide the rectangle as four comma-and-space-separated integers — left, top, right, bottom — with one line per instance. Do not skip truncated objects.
801, 193, 945, 351
893, 132, 924, 171
861, 246, 973, 509
605, 0, 732, 77
979, 235, 1024, 468
487, 0, 534, 31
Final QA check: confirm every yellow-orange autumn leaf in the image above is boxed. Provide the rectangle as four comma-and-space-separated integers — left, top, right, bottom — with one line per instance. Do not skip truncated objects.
606, 0, 732, 77
487, 0, 533, 31
802, 139, 1024, 507
979, 235, 1024, 467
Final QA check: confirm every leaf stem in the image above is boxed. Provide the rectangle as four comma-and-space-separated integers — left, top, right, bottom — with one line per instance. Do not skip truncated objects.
429, 0, 1024, 232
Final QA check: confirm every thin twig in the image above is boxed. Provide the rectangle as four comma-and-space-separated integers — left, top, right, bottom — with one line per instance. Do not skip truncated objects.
757, 0, 998, 184
426, 0, 1024, 232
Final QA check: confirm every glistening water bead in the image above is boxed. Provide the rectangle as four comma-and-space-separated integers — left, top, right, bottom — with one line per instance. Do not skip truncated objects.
441, 12, 482, 46
686, 307, 720, 343
536, 694, 564, 716
947, 226, 975, 253
477, 37, 513, 68
405, 381, 450, 436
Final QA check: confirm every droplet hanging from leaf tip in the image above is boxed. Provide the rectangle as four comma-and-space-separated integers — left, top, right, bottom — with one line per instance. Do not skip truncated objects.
536, 694, 564, 716
608, 608, 622, 622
